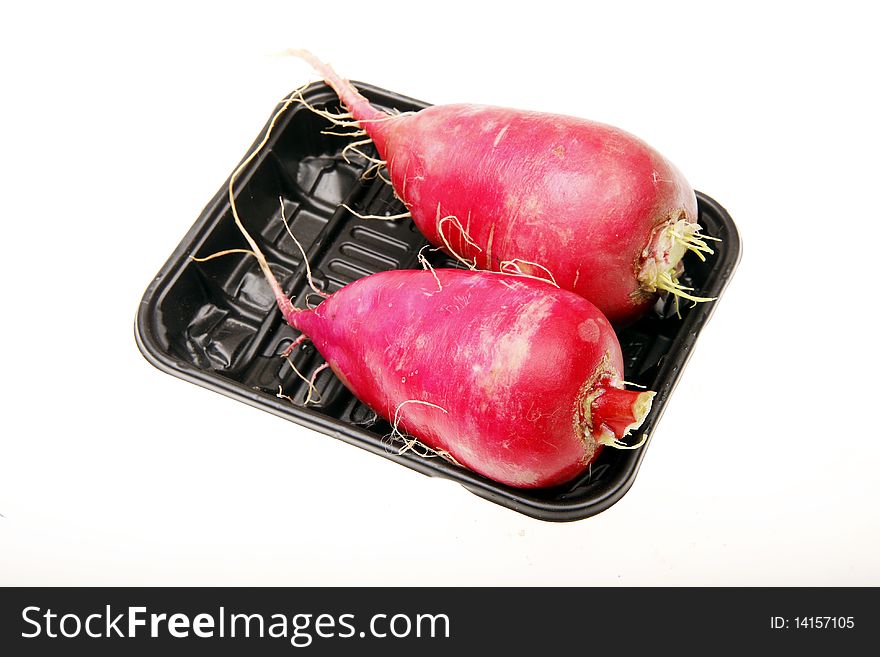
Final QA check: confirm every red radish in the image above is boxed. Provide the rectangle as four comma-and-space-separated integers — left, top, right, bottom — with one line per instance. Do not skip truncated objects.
269, 266, 652, 488
288, 50, 717, 325
206, 83, 656, 489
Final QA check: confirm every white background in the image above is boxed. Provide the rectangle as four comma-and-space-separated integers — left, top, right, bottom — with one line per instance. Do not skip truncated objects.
2, 1, 878, 585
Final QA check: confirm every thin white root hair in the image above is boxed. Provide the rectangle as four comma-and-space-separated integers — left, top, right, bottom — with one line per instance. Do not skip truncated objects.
436, 206, 481, 269
281, 85, 413, 131
304, 292, 327, 309
303, 109, 416, 128
601, 432, 649, 450
283, 355, 321, 405
351, 112, 417, 124
620, 380, 648, 389
360, 159, 393, 185
392, 400, 448, 439
279, 196, 330, 299
428, 447, 461, 465
343, 144, 386, 167
341, 138, 377, 164
341, 203, 411, 221
388, 400, 460, 465
360, 162, 381, 179
269, 67, 405, 189
376, 169, 393, 186
190, 248, 256, 263
439, 215, 482, 251
276, 51, 416, 131
383, 107, 417, 120
287, 86, 354, 122
656, 270, 717, 304
499, 258, 560, 288
417, 244, 443, 292
276, 386, 298, 405
353, 409, 380, 427
317, 111, 416, 126
320, 128, 368, 138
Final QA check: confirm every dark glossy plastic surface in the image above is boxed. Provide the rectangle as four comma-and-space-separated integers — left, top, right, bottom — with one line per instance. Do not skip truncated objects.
135, 82, 741, 521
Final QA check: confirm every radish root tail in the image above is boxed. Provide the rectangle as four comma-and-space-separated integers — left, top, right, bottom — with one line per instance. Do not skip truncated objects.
281, 50, 411, 186
282, 48, 415, 126
278, 196, 329, 300
227, 85, 313, 321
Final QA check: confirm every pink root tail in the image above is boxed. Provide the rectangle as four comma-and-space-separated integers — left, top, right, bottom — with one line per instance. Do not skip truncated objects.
286, 49, 389, 128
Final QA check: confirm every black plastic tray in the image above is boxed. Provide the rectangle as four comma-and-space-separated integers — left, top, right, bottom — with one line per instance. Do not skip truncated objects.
135, 81, 741, 521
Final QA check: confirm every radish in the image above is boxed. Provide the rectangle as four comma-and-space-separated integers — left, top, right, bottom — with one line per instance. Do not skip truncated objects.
256, 260, 654, 488
283, 268, 654, 488
202, 95, 657, 489
287, 50, 718, 325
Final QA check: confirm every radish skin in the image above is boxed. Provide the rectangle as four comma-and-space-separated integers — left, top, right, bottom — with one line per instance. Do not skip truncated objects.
289, 50, 716, 324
